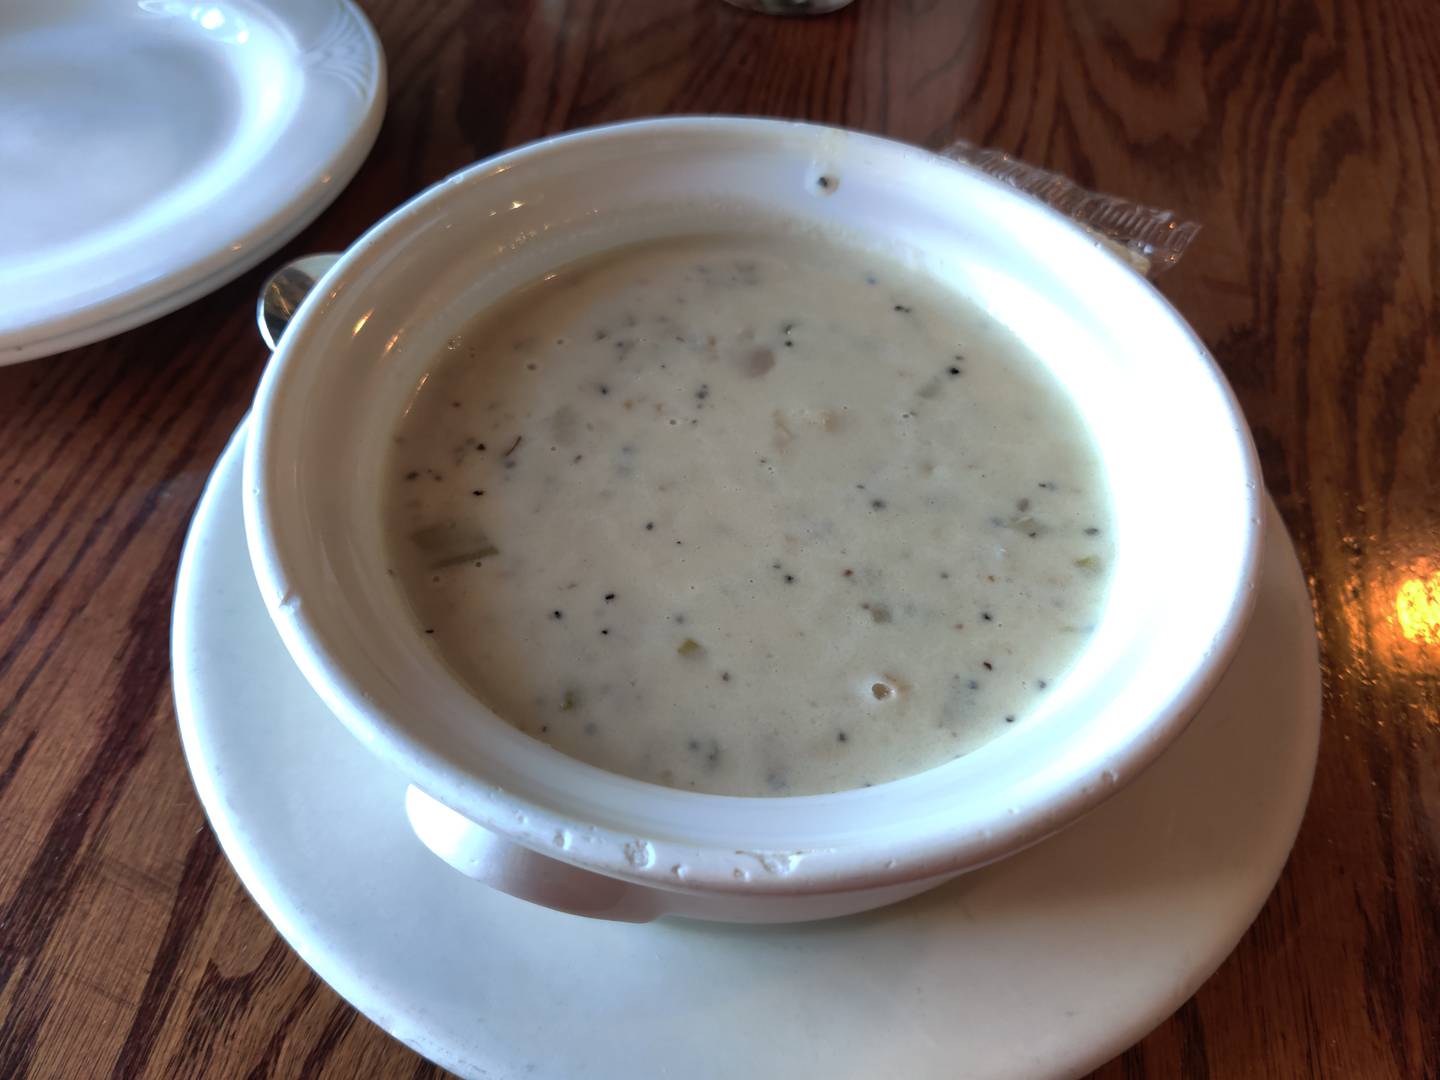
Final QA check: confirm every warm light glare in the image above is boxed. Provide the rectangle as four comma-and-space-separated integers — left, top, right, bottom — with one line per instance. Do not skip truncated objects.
1396, 571, 1440, 645
510, 200, 525, 210
352, 311, 372, 337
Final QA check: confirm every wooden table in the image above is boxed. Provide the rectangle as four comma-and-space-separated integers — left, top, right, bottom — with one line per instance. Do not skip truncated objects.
3, 1, 1437, 1075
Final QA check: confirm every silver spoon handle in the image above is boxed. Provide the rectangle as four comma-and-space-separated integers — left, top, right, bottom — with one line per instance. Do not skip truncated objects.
256, 252, 341, 350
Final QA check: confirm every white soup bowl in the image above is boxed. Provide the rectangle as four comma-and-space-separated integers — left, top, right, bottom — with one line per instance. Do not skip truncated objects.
243, 118, 1262, 923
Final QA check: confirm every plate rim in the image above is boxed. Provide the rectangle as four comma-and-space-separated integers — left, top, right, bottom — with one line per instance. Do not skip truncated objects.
0, 0, 386, 365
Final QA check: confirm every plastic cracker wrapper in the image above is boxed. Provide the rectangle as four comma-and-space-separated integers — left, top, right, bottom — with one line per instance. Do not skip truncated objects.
940, 138, 1201, 278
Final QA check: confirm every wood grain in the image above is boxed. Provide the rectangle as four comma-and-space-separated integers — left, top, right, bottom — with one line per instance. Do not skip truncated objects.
2, 0, 1438, 1075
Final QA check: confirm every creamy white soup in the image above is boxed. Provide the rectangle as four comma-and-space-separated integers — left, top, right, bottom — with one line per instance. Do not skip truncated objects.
384, 233, 1114, 797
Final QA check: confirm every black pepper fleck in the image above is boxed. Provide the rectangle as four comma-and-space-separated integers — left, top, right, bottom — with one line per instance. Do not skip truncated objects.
604, 593, 616, 601
894, 304, 912, 314
551, 610, 563, 620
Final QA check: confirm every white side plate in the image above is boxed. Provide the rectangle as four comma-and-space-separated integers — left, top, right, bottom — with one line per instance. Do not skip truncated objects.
0, 0, 385, 363
173, 424, 1322, 1080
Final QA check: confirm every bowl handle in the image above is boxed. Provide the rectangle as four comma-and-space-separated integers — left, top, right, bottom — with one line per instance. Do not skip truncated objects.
403, 787, 664, 923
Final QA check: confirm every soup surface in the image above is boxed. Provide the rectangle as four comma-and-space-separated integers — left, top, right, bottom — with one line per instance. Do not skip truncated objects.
385, 233, 1114, 796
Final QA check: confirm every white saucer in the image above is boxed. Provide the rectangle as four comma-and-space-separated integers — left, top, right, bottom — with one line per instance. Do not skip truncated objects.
0, 0, 384, 364
174, 424, 1321, 1080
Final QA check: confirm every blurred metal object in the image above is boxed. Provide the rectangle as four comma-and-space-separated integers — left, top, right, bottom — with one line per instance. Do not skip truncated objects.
256, 252, 341, 350
723, 0, 855, 14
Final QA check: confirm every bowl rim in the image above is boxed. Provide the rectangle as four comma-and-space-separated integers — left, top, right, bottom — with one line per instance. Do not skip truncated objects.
244, 115, 1264, 896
